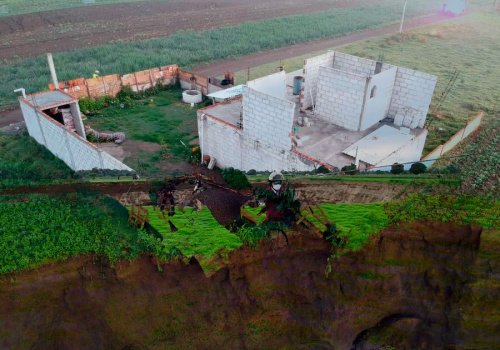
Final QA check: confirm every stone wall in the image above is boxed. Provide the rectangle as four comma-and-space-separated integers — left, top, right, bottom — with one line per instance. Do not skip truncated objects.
20, 100, 133, 172
314, 66, 367, 131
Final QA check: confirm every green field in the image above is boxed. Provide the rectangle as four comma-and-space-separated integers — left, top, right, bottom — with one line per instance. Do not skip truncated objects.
234, 11, 500, 154
145, 206, 242, 258
0, 194, 145, 274
84, 86, 199, 175
0, 133, 75, 188
311, 203, 388, 250
0, 0, 439, 109
0, 0, 150, 17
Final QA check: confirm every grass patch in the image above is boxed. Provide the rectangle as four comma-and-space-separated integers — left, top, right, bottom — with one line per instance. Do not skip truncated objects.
247, 173, 458, 185
0, 194, 144, 275
0, 0, 439, 108
307, 203, 389, 250
0, 133, 75, 188
144, 206, 242, 258
84, 86, 199, 175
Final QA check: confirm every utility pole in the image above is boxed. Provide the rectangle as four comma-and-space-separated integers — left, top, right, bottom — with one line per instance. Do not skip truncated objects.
399, 0, 408, 34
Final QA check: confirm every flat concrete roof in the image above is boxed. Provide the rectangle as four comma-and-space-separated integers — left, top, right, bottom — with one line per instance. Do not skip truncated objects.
343, 125, 418, 165
25, 91, 76, 110
201, 99, 242, 127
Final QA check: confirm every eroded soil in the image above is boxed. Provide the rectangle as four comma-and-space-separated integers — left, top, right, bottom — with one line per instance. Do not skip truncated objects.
1, 222, 498, 349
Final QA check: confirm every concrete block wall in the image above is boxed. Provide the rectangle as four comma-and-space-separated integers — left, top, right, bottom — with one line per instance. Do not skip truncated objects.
242, 87, 295, 152
301, 51, 334, 110
20, 100, 133, 172
314, 66, 367, 131
388, 67, 437, 124
199, 112, 313, 172
332, 52, 377, 76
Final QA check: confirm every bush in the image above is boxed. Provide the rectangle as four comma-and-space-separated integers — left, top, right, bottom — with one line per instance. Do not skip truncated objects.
390, 163, 404, 174
222, 167, 251, 190
236, 225, 268, 247
246, 169, 257, 175
341, 163, 358, 175
316, 165, 331, 174
409, 162, 427, 175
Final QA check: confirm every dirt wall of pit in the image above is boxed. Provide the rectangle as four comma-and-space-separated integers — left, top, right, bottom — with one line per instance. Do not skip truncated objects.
0, 222, 497, 349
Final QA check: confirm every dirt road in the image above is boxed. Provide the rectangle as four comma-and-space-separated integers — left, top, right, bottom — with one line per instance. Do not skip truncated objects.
192, 12, 461, 76
0, 0, 368, 61
0, 11, 462, 128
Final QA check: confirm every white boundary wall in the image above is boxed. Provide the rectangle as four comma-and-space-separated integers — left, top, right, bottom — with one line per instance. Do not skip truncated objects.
20, 99, 133, 172
421, 112, 483, 167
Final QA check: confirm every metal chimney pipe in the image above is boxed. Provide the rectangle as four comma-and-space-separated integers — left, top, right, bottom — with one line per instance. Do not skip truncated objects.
47, 53, 59, 90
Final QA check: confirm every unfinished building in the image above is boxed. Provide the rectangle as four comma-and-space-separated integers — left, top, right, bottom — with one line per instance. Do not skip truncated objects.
18, 90, 132, 172
198, 51, 437, 172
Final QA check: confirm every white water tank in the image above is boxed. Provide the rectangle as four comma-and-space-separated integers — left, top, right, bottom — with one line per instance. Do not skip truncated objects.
182, 90, 202, 104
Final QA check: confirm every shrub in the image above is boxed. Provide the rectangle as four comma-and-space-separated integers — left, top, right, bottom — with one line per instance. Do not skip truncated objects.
341, 163, 358, 175
316, 165, 330, 174
246, 169, 257, 175
409, 162, 427, 174
390, 163, 404, 174
222, 167, 251, 190
236, 225, 268, 247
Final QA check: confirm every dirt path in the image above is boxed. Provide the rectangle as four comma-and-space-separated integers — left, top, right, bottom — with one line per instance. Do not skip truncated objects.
0, 0, 368, 61
192, 12, 463, 76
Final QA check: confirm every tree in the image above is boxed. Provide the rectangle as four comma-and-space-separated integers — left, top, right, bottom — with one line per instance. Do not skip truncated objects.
341, 163, 358, 175
391, 163, 404, 174
409, 162, 427, 175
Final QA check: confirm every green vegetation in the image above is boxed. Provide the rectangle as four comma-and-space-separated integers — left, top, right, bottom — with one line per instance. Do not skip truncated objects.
0, 133, 75, 188
84, 86, 199, 175
450, 127, 499, 196
309, 203, 389, 251
385, 194, 499, 228
0, 0, 150, 17
409, 162, 427, 175
221, 168, 251, 190
144, 206, 242, 258
0, 0, 439, 108
390, 163, 404, 175
247, 173, 459, 185
0, 194, 145, 274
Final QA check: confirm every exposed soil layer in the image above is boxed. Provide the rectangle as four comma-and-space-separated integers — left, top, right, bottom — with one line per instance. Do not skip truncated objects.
1, 222, 498, 349
0, 0, 369, 61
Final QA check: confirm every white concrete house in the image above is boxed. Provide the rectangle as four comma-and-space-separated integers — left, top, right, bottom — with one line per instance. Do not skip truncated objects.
198, 51, 437, 172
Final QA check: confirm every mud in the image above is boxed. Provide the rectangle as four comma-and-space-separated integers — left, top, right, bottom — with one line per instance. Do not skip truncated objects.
1, 222, 497, 349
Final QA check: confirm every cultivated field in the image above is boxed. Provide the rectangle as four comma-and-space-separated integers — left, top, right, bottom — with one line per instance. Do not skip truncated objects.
0, 0, 438, 109
0, 0, 375, 60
